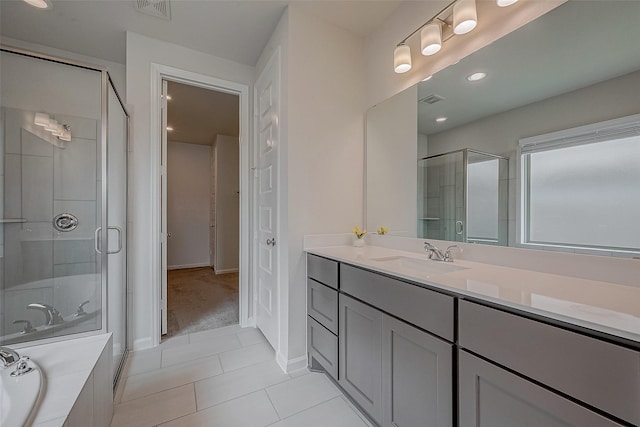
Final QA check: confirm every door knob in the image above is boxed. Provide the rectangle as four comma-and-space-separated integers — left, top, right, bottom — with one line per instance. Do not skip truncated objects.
266, 238, 276, 246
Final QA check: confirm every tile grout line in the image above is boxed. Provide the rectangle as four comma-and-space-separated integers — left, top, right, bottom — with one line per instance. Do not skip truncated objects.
120, 354, 224, 403
193, 368, 291, 413
263, 386, 283, 420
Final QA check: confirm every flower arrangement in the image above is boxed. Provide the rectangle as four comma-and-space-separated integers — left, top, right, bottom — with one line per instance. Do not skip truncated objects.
377, 226, 389, 235
352, 225, 367, 239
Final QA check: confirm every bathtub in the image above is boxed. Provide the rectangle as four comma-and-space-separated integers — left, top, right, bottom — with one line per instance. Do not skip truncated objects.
1, 274, 101, 346
0, 357, 43, 427
2, 334, 113, 427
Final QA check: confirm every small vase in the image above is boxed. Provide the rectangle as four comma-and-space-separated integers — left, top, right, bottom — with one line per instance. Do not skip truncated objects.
353, 237, 365, 247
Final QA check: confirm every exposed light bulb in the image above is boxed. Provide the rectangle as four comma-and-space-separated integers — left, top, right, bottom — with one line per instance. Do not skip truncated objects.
420, 22, 442, 56
453, 0, 477, 35
393, 44, 412, 74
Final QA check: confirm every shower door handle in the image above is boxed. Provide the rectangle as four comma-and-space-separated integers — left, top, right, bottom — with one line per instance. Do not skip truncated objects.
456, 221, 464, 235
94, 226, 123, 254
107, 226, 123, 254
95, 227, 102, 254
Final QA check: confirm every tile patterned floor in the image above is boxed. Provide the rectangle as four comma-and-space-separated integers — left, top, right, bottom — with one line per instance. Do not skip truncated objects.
111, 325, 373, 427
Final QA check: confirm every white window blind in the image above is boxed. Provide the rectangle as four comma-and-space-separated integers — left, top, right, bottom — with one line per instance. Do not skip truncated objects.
519, 114, 640, 154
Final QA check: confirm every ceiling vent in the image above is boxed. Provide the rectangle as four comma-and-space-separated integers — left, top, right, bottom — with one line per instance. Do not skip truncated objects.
133, 0, 171, 20
419, 94, 445, 104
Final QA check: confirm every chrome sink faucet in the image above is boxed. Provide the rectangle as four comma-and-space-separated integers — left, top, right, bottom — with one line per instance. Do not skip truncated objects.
424, 242, 460, 262
26, 303, 65, 326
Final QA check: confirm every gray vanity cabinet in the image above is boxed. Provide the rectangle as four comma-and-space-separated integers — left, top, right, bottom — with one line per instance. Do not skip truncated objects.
306, 254, 340, 380
458, 350, 624, 427
339, 294, 384, 424
382, 315, 453, 427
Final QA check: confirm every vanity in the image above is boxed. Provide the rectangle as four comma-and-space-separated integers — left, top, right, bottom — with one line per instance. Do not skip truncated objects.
305, 247, 640, 427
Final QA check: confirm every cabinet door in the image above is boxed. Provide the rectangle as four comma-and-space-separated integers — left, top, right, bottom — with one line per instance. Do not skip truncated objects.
459, 350, 624, 427
339, 294, 383, 424
307, 278, 338, 334
382, 315, 452, 427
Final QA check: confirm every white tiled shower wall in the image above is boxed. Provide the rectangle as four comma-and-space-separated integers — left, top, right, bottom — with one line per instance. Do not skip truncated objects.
1, 108, 100, 336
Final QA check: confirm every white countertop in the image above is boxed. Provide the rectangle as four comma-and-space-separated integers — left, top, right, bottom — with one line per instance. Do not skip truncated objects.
306, 245, 640, 346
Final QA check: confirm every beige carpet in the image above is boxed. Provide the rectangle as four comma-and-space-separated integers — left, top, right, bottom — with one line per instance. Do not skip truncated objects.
166, 267, 239, 338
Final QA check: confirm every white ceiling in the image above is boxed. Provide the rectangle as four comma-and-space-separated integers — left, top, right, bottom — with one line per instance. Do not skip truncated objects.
167, 80, 239, 145
1, 0, 402, 66
417, 1, 640, 135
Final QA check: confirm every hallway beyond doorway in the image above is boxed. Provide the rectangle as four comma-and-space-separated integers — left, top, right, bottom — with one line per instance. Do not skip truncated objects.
166, 268, 239, 338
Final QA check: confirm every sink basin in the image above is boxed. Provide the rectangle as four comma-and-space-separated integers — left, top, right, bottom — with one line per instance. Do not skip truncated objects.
369, 256, 469, 275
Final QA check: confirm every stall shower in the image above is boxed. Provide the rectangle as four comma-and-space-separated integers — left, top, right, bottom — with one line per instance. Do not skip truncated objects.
419, 149, 509, 245
0, 46, 128, 387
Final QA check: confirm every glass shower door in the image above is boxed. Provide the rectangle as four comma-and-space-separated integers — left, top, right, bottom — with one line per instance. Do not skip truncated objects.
0, 50, 103, 345
107, 80, 128, 380
419, 151, 465, 241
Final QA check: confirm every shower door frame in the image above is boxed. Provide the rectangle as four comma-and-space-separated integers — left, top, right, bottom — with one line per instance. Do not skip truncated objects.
420, 148, 509, 243
0, 45, 130, 380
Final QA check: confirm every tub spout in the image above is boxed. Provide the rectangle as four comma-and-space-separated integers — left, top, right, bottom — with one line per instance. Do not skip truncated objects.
0, 346, 20, 368
26, 303, 65, 326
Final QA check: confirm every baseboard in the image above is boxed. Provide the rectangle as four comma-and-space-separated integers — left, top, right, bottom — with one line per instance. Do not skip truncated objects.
214, 268, 239, 275
132, 336, 154, 351
168, 263, 211, 270
276, 352, 308, 374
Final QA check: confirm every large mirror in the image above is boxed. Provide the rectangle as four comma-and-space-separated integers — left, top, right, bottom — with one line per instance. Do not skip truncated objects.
366, 0, 640, 256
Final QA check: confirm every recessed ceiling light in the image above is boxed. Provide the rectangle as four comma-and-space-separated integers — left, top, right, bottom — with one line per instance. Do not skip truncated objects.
467, 72, 487, 82
422, 75, 433, 82
22, 0, 53, 9
166, 126, 174, 131
435, 117, 447, 123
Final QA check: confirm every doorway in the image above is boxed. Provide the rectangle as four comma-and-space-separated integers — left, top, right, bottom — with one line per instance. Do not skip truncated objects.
158, 74, 247, 340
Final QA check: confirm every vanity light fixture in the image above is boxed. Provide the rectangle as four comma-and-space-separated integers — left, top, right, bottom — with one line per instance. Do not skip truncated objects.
394, 0, 517, 73
435, 117, 448, 123
393, 0, 477, 74
34, 112, 50, 127
453, 0, 478, 35
421, 22, 443, 56
22, 0, 53, 9
394, 44, 412, 73
33, 113, 72, 141
467, 71, 487, 81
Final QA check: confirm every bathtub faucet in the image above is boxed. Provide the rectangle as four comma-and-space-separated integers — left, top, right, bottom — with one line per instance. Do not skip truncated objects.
26, 303, 65, 326
0, 346, 20, 368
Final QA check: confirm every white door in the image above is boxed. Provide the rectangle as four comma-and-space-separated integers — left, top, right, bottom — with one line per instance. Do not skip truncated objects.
160, 80, 169, 335
254, 49, 280, 349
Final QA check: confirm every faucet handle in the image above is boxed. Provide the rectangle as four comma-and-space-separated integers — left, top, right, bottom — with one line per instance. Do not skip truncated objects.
75, 300, 90, 317
443, 245, 461, 262
13, 320, 36, 334
10, 356, 34, 377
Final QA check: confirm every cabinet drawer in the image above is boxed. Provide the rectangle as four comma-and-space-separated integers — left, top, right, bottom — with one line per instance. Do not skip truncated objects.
307, 254, 339, 289
307, 278, 338, 334
459, 300, 640, 426
308, 316, 338, 380
340, 264, 454, 342
459, 350, 624, 427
